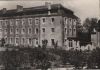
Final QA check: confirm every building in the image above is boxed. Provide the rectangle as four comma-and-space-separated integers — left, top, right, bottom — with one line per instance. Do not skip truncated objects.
97, 20, 100, 47
91, 20, 100, 48
0, 21, 2, 40
0, 3, 79, 49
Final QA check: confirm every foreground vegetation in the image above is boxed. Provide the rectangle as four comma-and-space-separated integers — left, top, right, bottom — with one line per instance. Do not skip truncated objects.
0, 46, 100, 70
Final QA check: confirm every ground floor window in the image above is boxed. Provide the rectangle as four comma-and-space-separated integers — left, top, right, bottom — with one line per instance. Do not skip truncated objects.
51, 39, 55, 45
69, 40, 72, 47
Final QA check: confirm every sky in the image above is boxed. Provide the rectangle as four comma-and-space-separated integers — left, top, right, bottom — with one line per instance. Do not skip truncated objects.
0, 0, 99, 23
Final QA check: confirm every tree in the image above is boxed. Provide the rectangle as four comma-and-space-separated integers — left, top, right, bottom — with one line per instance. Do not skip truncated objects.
68, 50, 86, 69
83, 18, 98, 33
87, 48, 100, 69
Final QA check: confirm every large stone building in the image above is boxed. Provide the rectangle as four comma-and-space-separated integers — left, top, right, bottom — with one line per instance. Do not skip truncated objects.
0, 3, 79, 49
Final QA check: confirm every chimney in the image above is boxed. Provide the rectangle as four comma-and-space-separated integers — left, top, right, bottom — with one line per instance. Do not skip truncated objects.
17, 5, 23, 12
2, 8, 7, 14
45, 2, 51, 15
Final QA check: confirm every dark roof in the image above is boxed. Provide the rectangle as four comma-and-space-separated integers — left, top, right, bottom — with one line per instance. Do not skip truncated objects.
0, 4, 77, 19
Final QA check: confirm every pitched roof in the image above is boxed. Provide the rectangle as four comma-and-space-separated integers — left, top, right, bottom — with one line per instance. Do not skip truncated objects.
0, 4, 77, 19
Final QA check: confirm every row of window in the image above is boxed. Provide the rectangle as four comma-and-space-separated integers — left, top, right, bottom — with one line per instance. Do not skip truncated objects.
9, 38, 55, 45
42, 28, 55, 32
64, 28, 76, 34
9, 38, 38, 45
4, 27, 76, 35
4, 27, 55, 34
0, 17, 55, 26
64, 40, 73, 47
64, 17, 77, 25
9, 28, 39, 34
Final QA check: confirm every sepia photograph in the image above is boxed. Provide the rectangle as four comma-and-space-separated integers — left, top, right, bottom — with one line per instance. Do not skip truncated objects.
0, 0, 99, 70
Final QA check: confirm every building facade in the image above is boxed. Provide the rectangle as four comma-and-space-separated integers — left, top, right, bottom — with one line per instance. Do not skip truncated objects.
0, 3, 79, 48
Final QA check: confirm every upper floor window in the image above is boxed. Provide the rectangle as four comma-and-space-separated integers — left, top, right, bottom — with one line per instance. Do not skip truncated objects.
69, 29, 72, 32
42, 28, 45, 32
22, 28, 25, 34
16, 28, 19, 34
65, 28, 67, 33
28, 18, 32, 25
16, 19, 20, 26
22, 38, 25, 44
51, 18, 55, 23
35, 28, 38, 34
4, 29, 7, 34
10, 38, 13, 44
64, 17, 68, 24
35, 18, 39, 25
28, 28, 32, 34
73, 29, 76, 32
10, 19, 14, 26
10, 28, 13, 34
43, 18, 45, 23
28, 38, 32, 44
22, 18, 26, 25
64, 39, 67, 42
4, 20, 8, 26
15, 38, 19, 44
0, 20, 3, 27
35, 39, 38, 45
51, 28, 55, 32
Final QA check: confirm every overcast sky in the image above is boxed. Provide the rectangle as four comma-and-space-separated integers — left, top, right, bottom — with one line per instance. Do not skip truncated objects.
0, 0, 99, 23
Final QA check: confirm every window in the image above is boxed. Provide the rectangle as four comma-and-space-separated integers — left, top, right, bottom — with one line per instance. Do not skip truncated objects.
28, 38, 31, 44
22, 28, 25, 34
73, 29, 76, 32
28, 18, 32, 25
51, 39, 55, 45
5, 20, 8, 26
10, 28, 13, 34
5, 38, 7, 43
42, 28, 45, 32
16, 38, 19, 44
22, 38, 25, 44
36, 28, 38, 34
35, 18, 39, 25
36, 39, 38, 45
65, 39, 67, 42
51, 18, 54, 22
69, 29, 71, 32
22, 18, 25, 25
51, 28, 55, 32
64, 17, 68, 24
16, 19, 20, 26
43, 18, 45, 23
16, 28, 19, 34
28, 28, 32, 34
69, 41, 72, 47
10, 38, 13, 44
0, 20, 2, 26
10, 19, 13, 26
65, 28, 67, 33
5, 29, 7, 34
